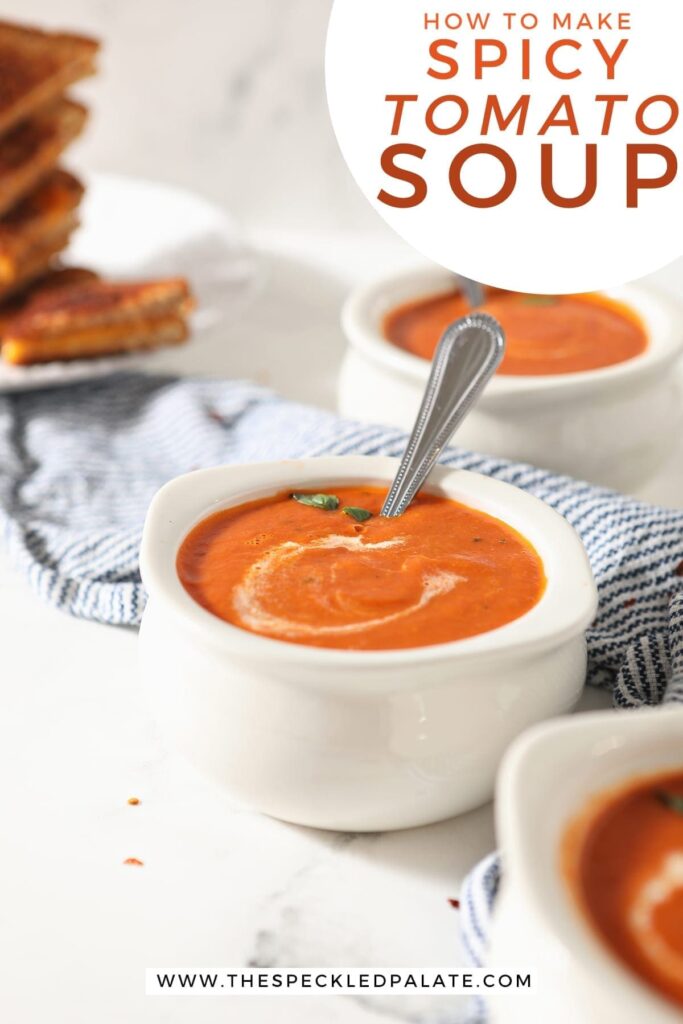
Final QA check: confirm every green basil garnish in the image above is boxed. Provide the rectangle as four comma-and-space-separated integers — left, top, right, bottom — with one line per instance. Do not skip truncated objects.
291, 492, 339, 511
343, 506, 372, 523
521, 295, 558, 307
657, 790, 683, 815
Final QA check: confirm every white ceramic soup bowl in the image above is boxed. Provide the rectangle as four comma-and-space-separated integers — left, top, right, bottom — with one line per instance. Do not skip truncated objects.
487, 707, 683, 1024
339, 267, 683, 492
138, 455, 596, 832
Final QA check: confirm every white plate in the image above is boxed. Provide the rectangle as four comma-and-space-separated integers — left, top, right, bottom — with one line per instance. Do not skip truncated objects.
0, 172, 259, 392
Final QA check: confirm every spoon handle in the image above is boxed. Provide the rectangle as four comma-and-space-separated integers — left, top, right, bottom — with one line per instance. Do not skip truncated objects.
458, 275, 486, 308
381, 313, 505, 518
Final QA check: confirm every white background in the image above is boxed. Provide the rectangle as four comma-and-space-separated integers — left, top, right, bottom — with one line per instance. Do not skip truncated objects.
27, 0, 382, 236
0, 4, 680, 1024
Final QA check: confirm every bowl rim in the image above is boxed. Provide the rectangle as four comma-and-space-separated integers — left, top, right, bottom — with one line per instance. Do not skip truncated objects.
495, 707, 683, 1023
139, 455, 597, 676
342, 266, 683, 402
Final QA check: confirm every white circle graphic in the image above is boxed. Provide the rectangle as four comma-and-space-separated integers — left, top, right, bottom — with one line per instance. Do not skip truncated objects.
326, 0, 683, 293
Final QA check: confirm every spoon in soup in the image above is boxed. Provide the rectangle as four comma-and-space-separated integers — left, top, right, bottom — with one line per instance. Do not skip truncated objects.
381, 313, 505, 517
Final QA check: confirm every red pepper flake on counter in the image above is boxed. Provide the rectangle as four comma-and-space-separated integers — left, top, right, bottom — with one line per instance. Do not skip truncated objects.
123, 857, 144, 867
448, 898, 460, 909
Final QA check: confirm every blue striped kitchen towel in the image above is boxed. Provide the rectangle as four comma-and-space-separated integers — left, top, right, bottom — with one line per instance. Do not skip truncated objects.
1, 371, 682, 701
1, 370, 682, 1023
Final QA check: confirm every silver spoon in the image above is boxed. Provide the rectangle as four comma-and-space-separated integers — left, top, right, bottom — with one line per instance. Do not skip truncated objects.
458, 274, 486, 308
381, 313, 505, 517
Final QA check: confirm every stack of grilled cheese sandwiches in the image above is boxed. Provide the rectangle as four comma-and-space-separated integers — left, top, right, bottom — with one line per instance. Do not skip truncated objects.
0, 20, 194, 367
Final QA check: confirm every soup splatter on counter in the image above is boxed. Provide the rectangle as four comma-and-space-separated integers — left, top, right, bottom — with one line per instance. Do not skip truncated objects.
177, 486, 545, 651
566, 771, 683, 1009
384, 289, 648, 376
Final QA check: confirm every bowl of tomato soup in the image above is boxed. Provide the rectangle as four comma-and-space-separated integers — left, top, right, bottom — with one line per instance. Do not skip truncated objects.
340, 267, 683, 492
570, 770, 683, 1011
139, 455, 596, 831
385, 288, 648, 377
176, 484, 546, 652
487, 708, 683, 1024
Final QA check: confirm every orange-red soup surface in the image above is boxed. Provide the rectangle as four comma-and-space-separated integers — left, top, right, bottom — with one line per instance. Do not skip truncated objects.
177, 486, 545, 651
566, 771, 683, 1009
384, 289, 648, 376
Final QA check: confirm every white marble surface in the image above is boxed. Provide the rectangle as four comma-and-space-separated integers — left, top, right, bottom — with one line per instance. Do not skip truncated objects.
0, 225, 494, 1024
0, 223, 614, 1024
0, 565, 490, 1024
1, 3, 682, 1023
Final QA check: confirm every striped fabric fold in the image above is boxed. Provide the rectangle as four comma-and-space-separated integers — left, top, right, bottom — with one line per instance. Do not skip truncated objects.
1, 372, 681, 711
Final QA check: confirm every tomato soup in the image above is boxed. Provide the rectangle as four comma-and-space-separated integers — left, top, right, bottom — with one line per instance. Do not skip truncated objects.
177, 485, 545, 651
384, 289, 648, 376
566, 771, 683, 1009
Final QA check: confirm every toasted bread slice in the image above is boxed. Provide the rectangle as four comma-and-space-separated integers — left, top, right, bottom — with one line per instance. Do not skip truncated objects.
0, 264, 99, 333
20, 264, 99, 293
2, 277, 194, 364
0, 20, 98, 136
3, 315, 188, 364
0, 220, 79, 301
0, 168, 83, 283
0, 98, 87, 215
8, 277, 193, 333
